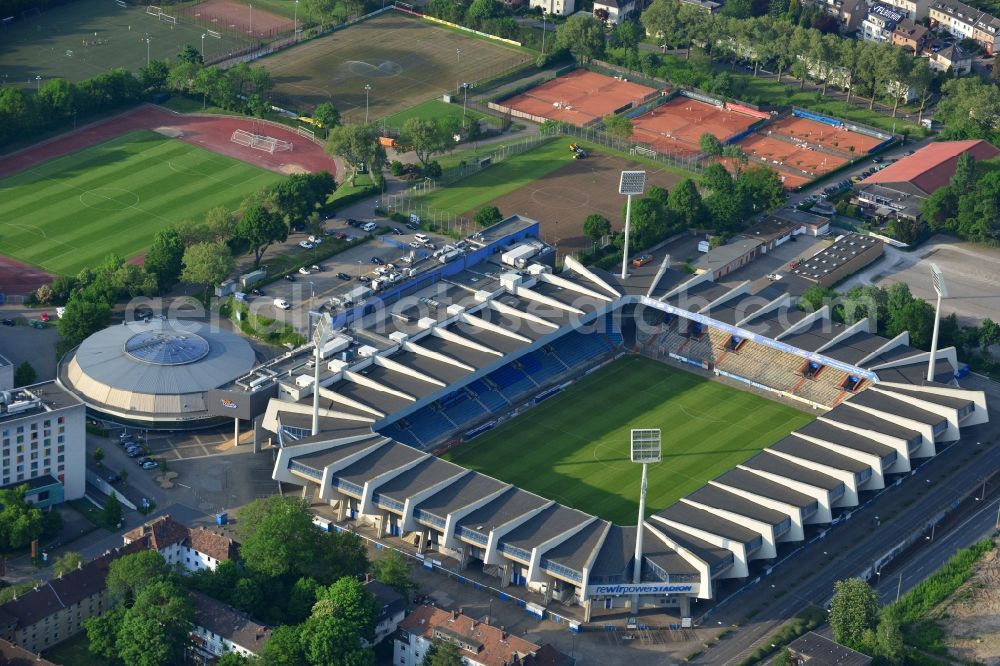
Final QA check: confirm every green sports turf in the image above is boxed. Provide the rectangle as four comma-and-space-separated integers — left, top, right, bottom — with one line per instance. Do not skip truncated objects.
382, 99, 500, 131
442, 355, 815, 524
0, 129, 280, 276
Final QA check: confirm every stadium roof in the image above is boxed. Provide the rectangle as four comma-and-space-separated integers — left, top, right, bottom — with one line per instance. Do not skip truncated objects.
861, 140, 1000, 196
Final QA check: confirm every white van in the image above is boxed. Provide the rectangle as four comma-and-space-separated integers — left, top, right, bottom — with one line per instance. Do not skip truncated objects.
362, 222, 377, 232
414, 233, 430, 244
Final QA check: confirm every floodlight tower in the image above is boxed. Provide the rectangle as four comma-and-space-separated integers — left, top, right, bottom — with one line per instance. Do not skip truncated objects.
630, 428, 661, 612
311, 311, 333, 436
927, 263, 948, 382
619, 171, 647, 280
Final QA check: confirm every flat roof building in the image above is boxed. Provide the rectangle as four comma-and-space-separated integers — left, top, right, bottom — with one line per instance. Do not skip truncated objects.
789, 233, 883, 287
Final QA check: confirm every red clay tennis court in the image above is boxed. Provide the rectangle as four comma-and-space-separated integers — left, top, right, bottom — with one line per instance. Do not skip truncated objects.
738, 133, 848, 187
631, 97, 759, 156
502, 69, 658, 125
769, 116, 882, 155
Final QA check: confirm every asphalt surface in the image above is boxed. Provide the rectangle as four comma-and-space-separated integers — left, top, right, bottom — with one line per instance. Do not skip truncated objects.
691, 376, 1000, 665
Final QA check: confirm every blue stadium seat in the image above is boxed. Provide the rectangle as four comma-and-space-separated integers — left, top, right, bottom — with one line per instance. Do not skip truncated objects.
468, 379, 509, 412
404, 408, 454, 446
443, 396, 486, 426
520, 350, 567, 383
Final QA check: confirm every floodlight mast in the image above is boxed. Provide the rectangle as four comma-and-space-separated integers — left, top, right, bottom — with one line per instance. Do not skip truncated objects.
311, 312, 333, 436
927, 263, 948, 382
619, 171, 647, 281
631, 428, 661, 612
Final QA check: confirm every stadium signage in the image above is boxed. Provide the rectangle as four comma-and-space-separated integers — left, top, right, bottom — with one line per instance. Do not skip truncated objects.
638, 296, 879, 382
587, 583, 696, 595
220, 399, 239, 410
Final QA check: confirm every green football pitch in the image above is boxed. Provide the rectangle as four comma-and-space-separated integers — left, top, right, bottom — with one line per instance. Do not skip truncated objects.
442, 355, 815, 524
0, 129, 280, 276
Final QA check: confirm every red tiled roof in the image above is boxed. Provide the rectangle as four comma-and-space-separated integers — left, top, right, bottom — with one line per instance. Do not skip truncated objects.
187, 529, 238, 563
399, 606, 569, 666
862, 140, 1000, 195
124, 516, 237, 563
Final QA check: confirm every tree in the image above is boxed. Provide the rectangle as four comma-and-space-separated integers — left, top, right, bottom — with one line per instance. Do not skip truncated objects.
326, 124, 387, 186
772, 646, 793, 666
399, 117, 454, 167
583, 214, 613, 244
829, 578, 880, 649
139, 59, 170, 91
302, 614, 373, 666
465, 0, 506, 29
703, 163, 734, 194
312, 102, 341, 134
979, 318, 1000, 349
116, 580, 195, 666
85, 606, 126, 659
101, 493, 122, 530
181, 242, 233, 297
288, 577, 321, 624
204, 206, 237, 243
474, 205, 503, 227
57, 297, 112, 348
0, 485, 44, 553
555, 15, 605, 62
259, 623, 307, 666
424, 638, 464, 666
53, 551, 82, 576
735, 165, 785, 215
800, 284, 834, 312
106, 550, 170, 606
144, 228, 186, 293
177, 44, 204, 65
237, 497, 319, 578
313, 577, 379, 641
236, 204, 287, 269
699, 132, 723, 156
269, 172, 336, 224
312, 530, 369, 583
373, 549, 415, 598
217, 653, 252, 666
668, 178, 706, 229
885, 282, 913, 316
93, 447, 105, 466
13, 361, 36, 388
603, 114, 633, 139
888, 298, 935, 348
642, 0, 684, 52
874, 615, 904, 665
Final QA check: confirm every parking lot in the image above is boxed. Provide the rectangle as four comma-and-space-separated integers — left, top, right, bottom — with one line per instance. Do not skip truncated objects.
248, 218, 450, 332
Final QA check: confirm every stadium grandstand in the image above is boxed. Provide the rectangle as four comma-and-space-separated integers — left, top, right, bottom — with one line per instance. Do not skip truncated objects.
261, 215, 988, 621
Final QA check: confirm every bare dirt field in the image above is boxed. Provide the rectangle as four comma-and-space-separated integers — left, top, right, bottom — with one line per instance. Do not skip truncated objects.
872, 238, 1000, 326
180, 0, 293, 39
483, 151, 682, 255
940, 540, 1000, 665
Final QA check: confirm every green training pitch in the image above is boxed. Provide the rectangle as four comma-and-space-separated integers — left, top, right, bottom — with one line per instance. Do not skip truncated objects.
0, 129, 280, 276
442, 355, 815, 524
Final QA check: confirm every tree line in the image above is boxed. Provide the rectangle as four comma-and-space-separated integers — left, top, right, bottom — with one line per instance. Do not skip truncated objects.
921, 151, 1000, 244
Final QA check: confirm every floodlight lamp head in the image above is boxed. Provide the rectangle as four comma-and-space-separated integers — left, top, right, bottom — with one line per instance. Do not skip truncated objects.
930, 263, 948, 298
619, 170, 646, 196
312, 312, 333, 347
630, 428, 662, 464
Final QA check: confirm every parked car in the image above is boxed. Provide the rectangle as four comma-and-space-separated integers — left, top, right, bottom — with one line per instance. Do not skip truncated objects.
298, 266, 311, 275
337, 272, 352, 281
125, 448, 142, 458
391, 227, 403, 235
141, 460, 158, 470
0, 319, 13, 327
409, 241, 422, 248
107, 474, 121, 484
371, 256, 385, 265
307, 235, 323, 244
299, 240, 314, 249
311, 264, 322, 272
284, 274, 296, 282
631, 254, 653, 268
405, 223, 418, 231
39, 312, 50, 323
250, 288, 264, 296
137, 457, 152, 466
274, 298, 291, 310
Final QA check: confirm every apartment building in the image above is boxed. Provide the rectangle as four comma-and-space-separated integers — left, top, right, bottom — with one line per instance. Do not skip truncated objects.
862, 4, 906, 41
189, 591, 272, 662
0, 382, 85, 503
880, 0, 930, 19
122, 515, 238, 573
930, 0, 1000, 52
892, 18, 931, 52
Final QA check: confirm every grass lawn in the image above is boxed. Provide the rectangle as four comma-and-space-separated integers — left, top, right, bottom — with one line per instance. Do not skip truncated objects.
44, 633, 115, 666
442, 355, 814, 523
419, 137, 566, 213
0, 129, 280, 275
383, 99, 502, 131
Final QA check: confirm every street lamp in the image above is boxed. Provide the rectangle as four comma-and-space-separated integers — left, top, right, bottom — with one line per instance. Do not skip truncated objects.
35, 75, 41, 93
456, 49, 461, 92
541, 14, 546, 56
619, 170, 647, 280
357, 259, 363, 278
249, 3, 253, 37
201, 33, 206, 59
294, 0, 299, 40
145, 34, 150, 66
927, 263, 948, 382
364, 84, 372, 124
461, 82, 474, 129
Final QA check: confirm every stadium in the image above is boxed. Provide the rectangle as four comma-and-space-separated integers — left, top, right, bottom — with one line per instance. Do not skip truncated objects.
244, 216, 986, 622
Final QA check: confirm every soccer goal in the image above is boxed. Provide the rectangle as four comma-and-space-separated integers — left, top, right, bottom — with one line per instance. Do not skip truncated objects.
231, 130, 292, 154
146, 5, 160, 15
295, 126, 316, 140
158, 12, 175, 23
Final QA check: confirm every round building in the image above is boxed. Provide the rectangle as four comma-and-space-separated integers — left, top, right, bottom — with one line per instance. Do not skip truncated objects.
59, 318, 257, 428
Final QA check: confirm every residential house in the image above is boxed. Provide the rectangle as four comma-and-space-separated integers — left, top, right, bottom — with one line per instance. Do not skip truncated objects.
862, 4, 906, 42
528, 0, 575, 16
787, 631, 873, 665
122, 515, 238, 573
593, 0, 637, 23
365, 580, 406, 645
927, 44, 973, 74
188, 591, 272, 663
805, 0, 867, 33
854, 139, 1000, 221
394, 607, 571, 666
892, 18, 931, 52
0, 542, 146, 654
0, 637, 59, 665
881, 0, 930, 18
930, 0, 1000, 52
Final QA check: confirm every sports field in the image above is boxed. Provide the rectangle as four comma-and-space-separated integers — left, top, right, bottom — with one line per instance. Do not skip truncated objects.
0, 0, 255, 85
442, 355, 814, 524
0, 129, 280, 275
260, 12, 531, 120
501, 69, 659, 126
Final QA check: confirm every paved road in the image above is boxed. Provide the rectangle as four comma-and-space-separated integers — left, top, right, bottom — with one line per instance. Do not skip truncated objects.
692, 377, 1000, 665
